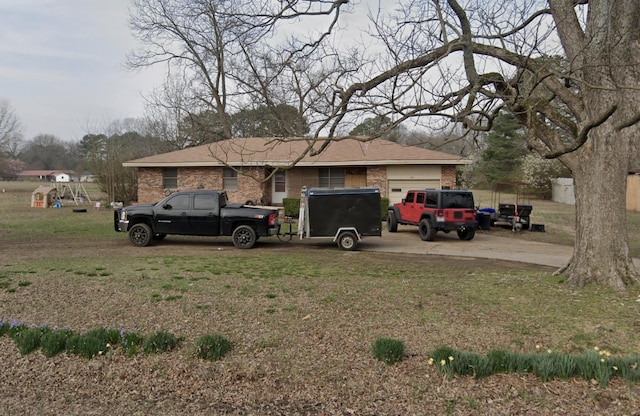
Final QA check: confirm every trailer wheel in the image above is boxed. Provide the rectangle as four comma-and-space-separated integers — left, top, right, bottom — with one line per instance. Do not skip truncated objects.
457, 227, 476, 241
232, 225, 257, 249
129, 223, 153, 247
337, 231, 358, 251
418, 219, 436, 241
387, 211, 398, 232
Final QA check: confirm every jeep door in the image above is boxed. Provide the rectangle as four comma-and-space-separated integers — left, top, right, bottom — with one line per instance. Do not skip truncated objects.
155, 193, 191, 234
189, 193, 221, 236
404, 191, 426, 224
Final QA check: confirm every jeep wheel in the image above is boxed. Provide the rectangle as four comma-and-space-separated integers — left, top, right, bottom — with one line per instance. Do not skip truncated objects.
337, 231, 358, 251
232, 225, 257, 249
457, 227, 476, 241
129, 223, 153, 247
387, 211, 398, 232
418, 219, 436, 241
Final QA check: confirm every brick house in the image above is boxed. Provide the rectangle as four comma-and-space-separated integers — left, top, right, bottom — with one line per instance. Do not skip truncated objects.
123, 137, 470, 205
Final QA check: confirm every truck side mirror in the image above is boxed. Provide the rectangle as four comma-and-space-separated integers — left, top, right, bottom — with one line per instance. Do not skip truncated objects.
162, 204, 172, 210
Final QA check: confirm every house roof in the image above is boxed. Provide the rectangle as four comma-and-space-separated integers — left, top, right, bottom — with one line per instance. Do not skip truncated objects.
18, 170, 68, 177
123, 137, 470, 168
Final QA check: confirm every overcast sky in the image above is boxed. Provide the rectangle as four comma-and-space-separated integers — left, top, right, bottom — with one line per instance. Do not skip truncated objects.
0, 0, 164, 142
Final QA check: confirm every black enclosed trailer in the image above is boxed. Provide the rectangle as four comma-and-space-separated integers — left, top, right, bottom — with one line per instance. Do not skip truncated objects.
297, 186, 382, 250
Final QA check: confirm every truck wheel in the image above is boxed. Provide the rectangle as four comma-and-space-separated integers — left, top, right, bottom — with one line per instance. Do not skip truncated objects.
418, 219, 436, 241
457, 227, 476, 241
337, 231, 358, 251
232, 225, 257, 249
129, 223, 153, 247
387, 211, 398, 232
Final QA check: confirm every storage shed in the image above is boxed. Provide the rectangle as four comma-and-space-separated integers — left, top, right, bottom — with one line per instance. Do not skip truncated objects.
31, 186, 58, 208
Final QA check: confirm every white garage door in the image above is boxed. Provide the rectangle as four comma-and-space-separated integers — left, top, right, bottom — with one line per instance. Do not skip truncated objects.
388, 179, 440, 204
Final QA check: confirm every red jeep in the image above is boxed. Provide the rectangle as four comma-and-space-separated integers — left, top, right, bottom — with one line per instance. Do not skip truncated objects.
387, 190, 478, 241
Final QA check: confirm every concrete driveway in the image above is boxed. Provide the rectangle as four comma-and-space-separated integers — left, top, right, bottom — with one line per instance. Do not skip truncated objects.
361, 225, 573, 268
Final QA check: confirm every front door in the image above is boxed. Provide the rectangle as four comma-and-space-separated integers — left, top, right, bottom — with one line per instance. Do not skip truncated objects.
272, 170, 287, 204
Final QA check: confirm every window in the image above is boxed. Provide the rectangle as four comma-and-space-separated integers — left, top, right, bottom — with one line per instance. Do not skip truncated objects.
194, 194, 217, 211
416, 193, 425, 204
164, 194, 190, 210
426, 192, 438, 206
405, 192, 415, 203
223, 167, 238, 190
318, 168, 345, 188
163, 168, 177, 189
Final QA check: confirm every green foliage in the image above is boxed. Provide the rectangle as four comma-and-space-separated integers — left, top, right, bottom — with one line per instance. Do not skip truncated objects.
195, 334, 233, 361
371, 337, 405, 364
474, 112, 528, 187
282, 198, 300, 218
65, 334, 105, 359
142, 330, 183, 354
14, 327, 49, 355
429, 346, 640, 387
380, 197, 389, 220
40, 329, 74, 357
120, 330, 144, 357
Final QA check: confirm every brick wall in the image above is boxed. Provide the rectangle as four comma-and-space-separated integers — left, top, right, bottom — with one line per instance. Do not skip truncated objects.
366, 166, 387, 197
441, 165, 457, 189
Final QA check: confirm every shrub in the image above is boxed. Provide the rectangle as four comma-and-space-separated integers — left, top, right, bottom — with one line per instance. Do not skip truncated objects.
142, 331, 182, 354
195, 334, 233, 361
372, 337, 405, 364
14, 327, 49, 355
380, 197, 389, 220
65, 334, 105, 359
120, 330, 144, 357
282, 198, 300, 218
40, 329, 74, 357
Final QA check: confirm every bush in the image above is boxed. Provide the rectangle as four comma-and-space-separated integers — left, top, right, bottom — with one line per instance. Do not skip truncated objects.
380, 197, 389, 220
40, 329, 74, 357
143, 330, 182, 354
195, 334, 233, 361
372, 337, 405, 364
14, 327, 49, 355
65, 334, 105, 359
282, 198, 300, 218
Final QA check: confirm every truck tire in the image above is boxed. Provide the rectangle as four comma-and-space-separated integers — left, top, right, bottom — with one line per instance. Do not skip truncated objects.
387, 211, 398, 232
418, 219, 436, 241
337, 231, 358, 251
457, 227, 475, 241
232, 225, 257, 249
129, 223, 153, 247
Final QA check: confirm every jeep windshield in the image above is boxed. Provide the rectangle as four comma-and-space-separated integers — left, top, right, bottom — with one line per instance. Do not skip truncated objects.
442, 192, 475, 209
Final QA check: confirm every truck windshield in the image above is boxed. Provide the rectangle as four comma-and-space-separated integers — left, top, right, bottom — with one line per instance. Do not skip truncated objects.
442, 193, 474, 209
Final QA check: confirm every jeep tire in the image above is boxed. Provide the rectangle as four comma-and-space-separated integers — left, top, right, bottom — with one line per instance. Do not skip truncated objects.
387, 211, 398, 232
418, 219, 436, 241
457, 227, 476, 241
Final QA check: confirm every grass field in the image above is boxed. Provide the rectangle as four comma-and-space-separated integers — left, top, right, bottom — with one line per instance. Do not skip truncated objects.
1, 181, 639, 415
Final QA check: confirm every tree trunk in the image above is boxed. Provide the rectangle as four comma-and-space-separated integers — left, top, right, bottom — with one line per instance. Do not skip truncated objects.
549, 0, 640, 289
562, 128, 639, 289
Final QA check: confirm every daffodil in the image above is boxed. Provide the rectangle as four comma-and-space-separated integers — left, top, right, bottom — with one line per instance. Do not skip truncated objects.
594, 346, 600, 351
547, 349, 552, 354
106, 343, 111, 348
448, 356, 454, 362
600, 358, 605, 363
428, 358, 434, 365
535, 344, 541, 350
613, 366, 619, 371
440, 359, 446, 366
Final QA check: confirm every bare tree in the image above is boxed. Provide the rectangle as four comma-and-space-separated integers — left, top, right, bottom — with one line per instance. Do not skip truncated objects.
0, 99, 23, 157
129, 0, 640, 289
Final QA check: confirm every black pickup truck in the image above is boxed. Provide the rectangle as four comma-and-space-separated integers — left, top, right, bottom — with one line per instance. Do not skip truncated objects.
114, 190, 280, 249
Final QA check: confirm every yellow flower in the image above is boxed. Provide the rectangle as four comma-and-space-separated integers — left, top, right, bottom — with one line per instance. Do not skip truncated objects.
600, 358, 605, 363
613, 366, 619, 371
440, 359, 446, 366
535, 344, 541, 350
106, 343, 111, 348
594, 346, 600, 351
448, 356, 454, 362
98, 351, 103, 356
604, 351, 611, 357
428, 358, 434, 365
547, 349, 552, 354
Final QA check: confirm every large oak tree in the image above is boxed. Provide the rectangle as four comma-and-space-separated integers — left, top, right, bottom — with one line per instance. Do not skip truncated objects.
130, 0, 640, 289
